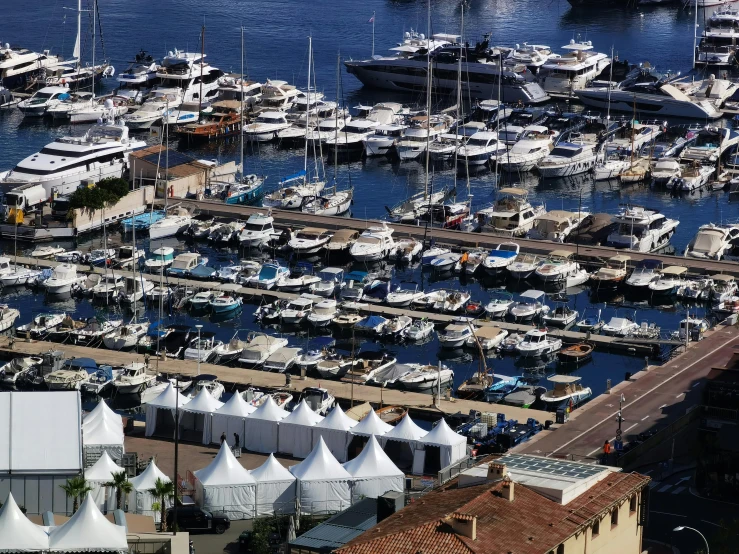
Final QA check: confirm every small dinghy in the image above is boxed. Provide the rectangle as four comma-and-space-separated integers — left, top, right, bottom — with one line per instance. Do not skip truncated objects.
557, 342, 594, 365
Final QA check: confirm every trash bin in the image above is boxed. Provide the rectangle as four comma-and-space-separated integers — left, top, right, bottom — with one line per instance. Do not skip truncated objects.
238, 531, 252, 553
556, 407, 569, 425
544, 420, 553, 430
624, 372, 632, 382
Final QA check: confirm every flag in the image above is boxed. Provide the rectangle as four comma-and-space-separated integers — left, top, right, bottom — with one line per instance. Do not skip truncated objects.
368, 14, 375, 23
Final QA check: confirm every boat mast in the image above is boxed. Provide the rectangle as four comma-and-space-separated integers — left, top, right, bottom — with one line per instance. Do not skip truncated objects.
240, 25, 245, 180
132, 204, 137, 324
607, 46, 614, 123
334, 52, 339, 192
453, 3, 463, 185
423, 0, 432, 200
693, 0, 698, 70
304, 36, 312, 185
91, 0, 96, 98
74, 0, 82, 72
199, 23, 205, 115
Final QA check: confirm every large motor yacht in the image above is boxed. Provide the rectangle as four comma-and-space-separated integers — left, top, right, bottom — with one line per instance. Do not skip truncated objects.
606, 206, 679, 253
685, 222, 739, 260
680, 126, 739, 164
115, 50, 161, 103
0, 43, 60, 90
344, 32, 549, 103
476, 187, 546, 236
537, 39, 610, 97
153, 49, 223, 104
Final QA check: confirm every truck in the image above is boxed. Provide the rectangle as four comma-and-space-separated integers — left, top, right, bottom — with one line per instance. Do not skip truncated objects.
2, 182, 48, 215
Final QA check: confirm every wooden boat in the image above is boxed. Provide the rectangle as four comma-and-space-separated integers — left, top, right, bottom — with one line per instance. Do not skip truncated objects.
175, 100, 242, 142
376, 405, 406, 425
557, 342, 594, 364
456, 371, 493, 400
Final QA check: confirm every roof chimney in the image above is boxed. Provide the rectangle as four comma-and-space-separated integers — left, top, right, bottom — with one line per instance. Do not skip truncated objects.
488, 462, 508, 481
449, 512, 477, 541
502, 476, 515, 502
376, 490, 404, 523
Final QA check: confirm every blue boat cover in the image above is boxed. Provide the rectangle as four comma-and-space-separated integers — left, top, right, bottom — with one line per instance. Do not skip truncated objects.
357, 315, 386, 328
68, 358, 98, 370
489, 250, 517, 259
280, 170, 307, 184
190, 265, 217, 278
345, 270, 368, 281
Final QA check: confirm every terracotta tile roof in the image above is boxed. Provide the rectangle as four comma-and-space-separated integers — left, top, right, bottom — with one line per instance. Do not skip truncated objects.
336, 472, 650, 554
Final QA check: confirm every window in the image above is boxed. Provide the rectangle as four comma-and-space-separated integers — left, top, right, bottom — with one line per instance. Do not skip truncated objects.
557, 545, 565, 554
592, 519, 600, 537
630, 495, 637, 514
611, 508, 619, 527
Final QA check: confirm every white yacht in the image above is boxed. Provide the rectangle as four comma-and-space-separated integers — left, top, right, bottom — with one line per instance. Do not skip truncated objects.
680, 126, 739, 164
91, 274, 126, 301
539, 375, 592, 408
363, 123, 405, 157
238, 212, 279, 247
112, 362, 156, 394
307, 299, 338, 328
497, 126, 554, 172
238, 333, 289, 366
685, 223, 739, 260
154, 49, 223, 104
17, 86, 71, 117
0, 115, 146, 197
670, 162, 715, 192
625, 259, 662, 291
119, 276, 155, 303
183, 333, 222, 362
144, 247, 175, 272
44, 264, 84, 294
103, 321, 150, 351
260, 79, 300, 110
0, 44, 60, 90
538, 39, 610, 97
602, 315, 639, 337
397, 363, 454, 391
123, 88, 183, 130
456, 131, 507, 166
385, 282, 425, 308
527, 210, 588, 242
606, 206, 679, 252
482, 242, 520, 274
350, 223, 395, 262
437, 324, 473, 349
148, 207, 192, 240
244, 111, 291, 142
535, 250, 589, 286
476, 187, 546, 236
509, 290, 548, 322
505, 43, 554, 73
651, 158, 682, 187
115, 50, 160, 103
537, 141, 598, 177
516, 328, 563, 358
288, 227, 332, 254
324, 103, 405, 155
394, 114, 454, 161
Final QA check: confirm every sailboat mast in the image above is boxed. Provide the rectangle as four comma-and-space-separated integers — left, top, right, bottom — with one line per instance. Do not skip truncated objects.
199, 24, 205, 114
304, 37, 312, 180
132, 205, 136, 323
606, 46, 614, 123
693, 0, 698, 69
74, 0, 81, 72
423, 0, 432, 199
453, 3, 463, 178
240, 26, 245, 178
91, 0, 96, 97
334, 52, 339, 188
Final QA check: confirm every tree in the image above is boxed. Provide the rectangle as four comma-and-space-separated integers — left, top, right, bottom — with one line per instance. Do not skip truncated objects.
60, 475, 93, 514
148, 477, 175, 531
105, 470, 133, 511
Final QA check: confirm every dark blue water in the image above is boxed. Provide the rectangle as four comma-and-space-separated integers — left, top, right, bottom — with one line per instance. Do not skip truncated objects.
0, 0, 728, 402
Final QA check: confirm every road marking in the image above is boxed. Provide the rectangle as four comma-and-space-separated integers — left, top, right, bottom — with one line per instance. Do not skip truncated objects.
641, 415, 650, 421
671, 486, 687, 495
677, 476, 691, 484
549, 333, 738, 455
648, 480, 661, 489
651, 511, 686, 517
675, 393, 684, 398
659, 404, 667, 409
624, 423, 638, 433
657, 484, 673, 493
691, 382, 701, 388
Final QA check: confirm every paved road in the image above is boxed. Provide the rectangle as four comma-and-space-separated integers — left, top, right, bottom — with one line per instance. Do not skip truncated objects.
518, 324, 739, 459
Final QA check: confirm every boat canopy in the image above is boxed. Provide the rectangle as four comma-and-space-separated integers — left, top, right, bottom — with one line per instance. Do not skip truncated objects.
609, 254, 631, 263
547, 374, 582, 383
549, 249, 574, 259
473, 327, 506, 339
498, 187, 528, 196
520, 289, 546, 300
661, 266, 688, 276
712, 274, 735, 282
490, 250, 518, 258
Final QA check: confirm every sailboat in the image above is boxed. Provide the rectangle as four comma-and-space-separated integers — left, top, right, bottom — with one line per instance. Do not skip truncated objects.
302, 49, 353, 216
210, 26, 264, 206
618, 96, 649, 184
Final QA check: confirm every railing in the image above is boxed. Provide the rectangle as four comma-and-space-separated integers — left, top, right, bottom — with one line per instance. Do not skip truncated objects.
703, 405, 739, 422
437, 456, 476, 486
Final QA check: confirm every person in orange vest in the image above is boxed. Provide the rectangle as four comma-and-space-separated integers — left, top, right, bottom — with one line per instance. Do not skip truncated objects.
460, 251, 469, 266
602, 440, 612, 463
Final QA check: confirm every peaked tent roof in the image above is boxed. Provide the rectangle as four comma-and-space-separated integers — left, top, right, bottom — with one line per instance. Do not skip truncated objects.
315, 405, 357, 431
83, 408, 123, 436
85, 451, 125, 482
84, 417, 124, 446
421, 418, 467, 447
182, 387, 224, 414
383, 413, 428, 442
147, 383, 190, 410
0, 492, 49, 551
280, 399, 324, 426
250, 453, 295, 484
129, 459, 171, 491
83, 400, 122, 425
290, 437, 352, 481
342, 436, 404, 478
215, 390, 256, 417
48, 493, 127, 552
351, 410, 392, 437
248, 395, 289, 422
194, 442, 255, 486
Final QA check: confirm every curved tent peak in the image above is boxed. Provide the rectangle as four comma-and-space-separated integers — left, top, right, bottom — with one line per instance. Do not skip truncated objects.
248, 395, 289, 421
129, 459, 171, 490
183, 387, 224, 414
83, 406, 123, 432
86, 451, 125, 482
289, 437, 351, 481
250, 453, 295, 483
422, 418, 466, 446
48, 493, 128, 552
315, 405, 357, 430
147, 383, 190, 410
215, 390, 256, 416
83, 400, 121, 423
194, 441, 255, 486
84, 417, 124, 446
351, 409, 392, 436
281, 399, 324, 426
0, 492, 50, 551
384, 413, 428, 441
342, 436, 404, 478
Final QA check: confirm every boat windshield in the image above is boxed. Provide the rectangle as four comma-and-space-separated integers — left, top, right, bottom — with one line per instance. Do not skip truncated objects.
242, 222, 266, 232
549, 146, 582, 158
356, 236, 381, 245
259, 266, 278, 280
617, 223, 645, 237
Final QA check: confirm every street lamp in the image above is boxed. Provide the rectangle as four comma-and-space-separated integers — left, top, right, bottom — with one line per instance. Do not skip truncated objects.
674, 526, 709, 554
614, 393, 625, 454
195, 325, 203, 376
173, 372, 180, 535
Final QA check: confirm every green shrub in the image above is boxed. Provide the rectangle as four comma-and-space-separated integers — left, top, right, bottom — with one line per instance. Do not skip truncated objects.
68, 177, 130, 214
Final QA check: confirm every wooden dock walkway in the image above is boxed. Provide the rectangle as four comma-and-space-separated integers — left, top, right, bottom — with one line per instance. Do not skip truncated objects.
0, 336, 549, 424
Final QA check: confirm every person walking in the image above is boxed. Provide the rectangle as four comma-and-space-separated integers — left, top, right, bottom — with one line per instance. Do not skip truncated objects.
602, 440, 612, 464
220, 432, 226, 444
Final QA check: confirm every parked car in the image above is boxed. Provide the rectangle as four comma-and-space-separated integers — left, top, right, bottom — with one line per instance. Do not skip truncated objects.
166, 506, 230, 534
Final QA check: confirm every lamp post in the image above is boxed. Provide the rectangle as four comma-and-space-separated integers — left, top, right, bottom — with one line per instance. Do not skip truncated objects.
614, 393, 625, 455
674, 526, 709, 554
195, 325, 203, 376
173, 372, 180, 535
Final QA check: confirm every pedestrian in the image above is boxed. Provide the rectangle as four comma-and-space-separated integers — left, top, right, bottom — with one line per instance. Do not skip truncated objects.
285, 372, 292, 387
233, 433, 240, 448
220, 432, 226, 444
602, 440, 611, 464
460, 251, 469, 266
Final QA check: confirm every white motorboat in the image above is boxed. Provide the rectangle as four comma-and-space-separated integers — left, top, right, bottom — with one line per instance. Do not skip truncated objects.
606, 206, 679, 252
44, 264, 84, 294
0, 304, 20, 333
154, 49, 223, 104
276, 265, 321, 293
103, 321, 150, 350
402, 318, 435, 341
498, 126, 554, 172
363, 124, 406, 157
0, 265, 42, 287
246, 261, 290, 290
476, 187, 546, 236
651, 158, 682, 187
625, 259, 662, 290
685, 223, 739, 260
500, 332, 525, 353
457, 131, 507, 166
466, 326, 509, 350
433, 290, 471, 313
538, 39, 610, 96
509, 290, 548, 322
302, 187, 353, 216
679, 277, 714, 301
648, 266, 687, 296
542, 304, 579, 327
385, 282, 425, 308
537, 141, 598, 177
281, 294, 320, 325
212, 335, 248, 364
534, 250, 584, 283
455, 249, 487, 275
119, 276, 155, 304
589, 254, 630, 291
183, 333, 222, 362
239, 213, 280, 248
485, 291, 515, 319
429, 252, 462, 272
45, 366, 89, 391
324, 103, 407, 155
671, 162, 715, 192
394, 114, 453, 161
91, 274, 126, 301
602, 315, 639, 337
264, 347, 302, 373
527, 211, 589, 243
575, 308, 604, 333
397, 363, 454, 391
307, 299, 338, 327
681, 126, 739, 164
31, 246, 66, 260
326, 229, 360, 254
421, 246, 451, 266
516, 328, 563, 358
482, 242, 519, 274
144, 247, 175, 272
288, 227, 332, 254
71, 318, 123, 346
677, 317, 710, 342
260, 79, 301, 110
299, 387, 336, 416
539, 375, 592, 408
263, 174, 326, 210
210, 295, 243, 315
0, 356, 42, 389
123, 89, 183, 129
507, 254, 541, 280
313, 267, 345, 297
594, 154, 632, 181
710, 274, 738, 303
111, 362, 155, 394
244, 111, 292, 142
389, 237, 423, 263
350, 223, 395, 262
189, 291, 215, 311
17, 313, 66, 339
239, 333, 289, 366
148, 208, 192, 240
17, 86, 72, 117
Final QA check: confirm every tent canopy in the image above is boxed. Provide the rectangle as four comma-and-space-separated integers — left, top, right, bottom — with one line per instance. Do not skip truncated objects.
382, 414, 427, 442
215, 391, 256, 417
248, 395, 289, 421
83, 401, 122, 425
194, 442, 256, 486
147, 383, 190, 410
48, 493, 127, 552
129, 460, 170, 491
182, 388, 224, 414
85, 452, 125, 483
84, 417, 124, 447
422, 419, 466, 448
290, 437, 351, 481
250, 454, 295, 484
315, 405, 357, 431
342, 436, 403, 478
281, 399, 324, 426
351, 410, 392, 437
0, 492, 49, 551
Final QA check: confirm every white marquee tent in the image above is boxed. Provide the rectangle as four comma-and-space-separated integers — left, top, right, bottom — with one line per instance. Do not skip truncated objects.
48, 493, 128, 552
250, 454, 296, 517
378, 413, 428, 470
290, 437, 352, 515
343, 436, 404, 502
346, 409, 393, 460
421, 419, 468, 471
85, 451, 126, 513
277, 400, 324, 458
83, 417, 125, 465
194, 441, 256, 520
128, 459, 172, 521
208, 391, 256, 447
243, 396, 288, 454
144, 384, 190, 438
312, 405, 357, 463
0, 493, 49, 552
83, 400, 123, 427
180, 388, 224, 445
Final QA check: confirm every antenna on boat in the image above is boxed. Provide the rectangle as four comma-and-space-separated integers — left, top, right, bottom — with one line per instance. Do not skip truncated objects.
240, 24, 245, 182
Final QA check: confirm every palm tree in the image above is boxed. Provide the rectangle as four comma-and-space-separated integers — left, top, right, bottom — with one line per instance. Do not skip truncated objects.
60, 475, 93, 514
148, 477, 175, 531
105, 470, 133, 511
